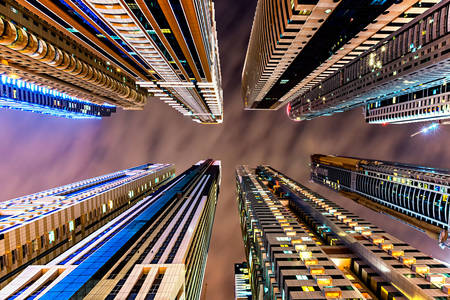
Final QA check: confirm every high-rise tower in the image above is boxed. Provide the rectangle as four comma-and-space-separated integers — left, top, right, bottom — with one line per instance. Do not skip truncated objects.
242, 0, 441, 111
236, 166, 365, 300
0, 0, 222, 122
288, 1, 449, 124
0, 163, 174, 288
237, 165, 450, 300
0, 159, 220, 299
310, 154, 450, 248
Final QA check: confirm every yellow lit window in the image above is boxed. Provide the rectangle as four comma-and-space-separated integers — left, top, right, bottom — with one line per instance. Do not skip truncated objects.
301, 286, 315, 292
345, 274, 355, 280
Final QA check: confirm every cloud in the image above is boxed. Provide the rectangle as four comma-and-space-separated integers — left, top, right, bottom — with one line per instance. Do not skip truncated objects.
0, 0, 449, 298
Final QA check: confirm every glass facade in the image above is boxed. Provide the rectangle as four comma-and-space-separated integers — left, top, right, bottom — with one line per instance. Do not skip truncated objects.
289, 1, 449, 123
0, 160, 220, 299
257, 165, 450, 299
236, 165, 364, 299
310, 154, 450, 248
0, 163, 174, 289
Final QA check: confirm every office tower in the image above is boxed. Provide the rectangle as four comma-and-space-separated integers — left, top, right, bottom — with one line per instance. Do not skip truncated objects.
236, 166, 365, 300
1, 159, 220, 299
0, 163, 174, 289
235, 262, 252, 300
237, 165, 450, 300
242, 0, 441, 110
288, 1, 449, 123
0, 0, 145, 119
310, 154, 450, 248
0, 0, 222, 123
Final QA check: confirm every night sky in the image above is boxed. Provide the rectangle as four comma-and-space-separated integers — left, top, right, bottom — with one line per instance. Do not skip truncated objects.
0, 0, 449, 299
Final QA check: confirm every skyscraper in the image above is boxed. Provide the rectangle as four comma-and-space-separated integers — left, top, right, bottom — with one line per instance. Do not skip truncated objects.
0, 0, 223, 123
310, 154, 450, 248
242, 0, 441, 111
0, 163, 174, 288
288, 1, 449, 124
237, 165, 450, 300
236, 166, 365, 300
0, 159, 220, 299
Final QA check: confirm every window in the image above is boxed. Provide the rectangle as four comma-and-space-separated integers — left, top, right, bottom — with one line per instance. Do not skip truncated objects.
102, 204, 107, 214
49, 231, 55, 244
296, 275, 308, 280
301, 286, 315, 292
32, 239, 38, 252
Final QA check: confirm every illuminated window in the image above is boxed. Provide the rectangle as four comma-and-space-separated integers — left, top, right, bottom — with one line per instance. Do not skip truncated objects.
301, 286, 315, 292
283, 250, 293, 254
345, 274, 355, 280
69, 220, 74, 232
296, 275, 308, 280
102, 204, 107, 214
48, 231, 55, 244
155, 178, 159, 184
108, 200, 113, 210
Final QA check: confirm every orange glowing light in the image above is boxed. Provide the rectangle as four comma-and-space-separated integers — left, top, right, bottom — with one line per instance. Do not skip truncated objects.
390, 250, 404, 257
324, 288, 342, 299
371, 236, 384, 245
309, 266, 325, 275
381, 243, 393, 251
361, 230, 372, 237
401, 257, 416, 265
304, 258, 319, 266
